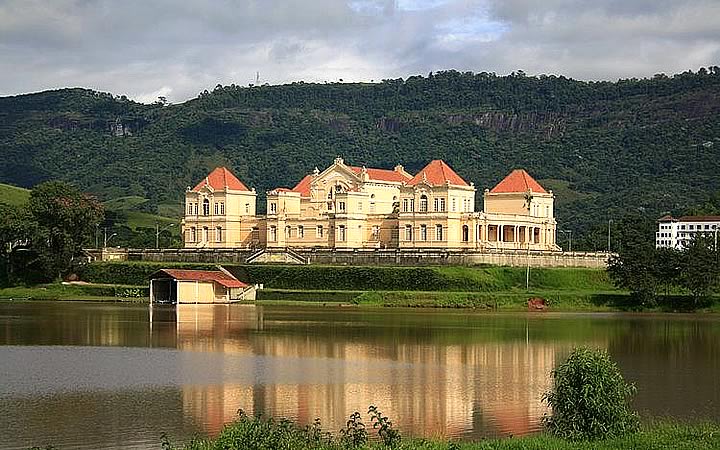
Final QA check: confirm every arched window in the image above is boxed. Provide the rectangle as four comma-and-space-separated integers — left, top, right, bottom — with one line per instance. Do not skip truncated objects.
202, 198, 210, 216
462, 225, 469, 242
420, 195, 428, 212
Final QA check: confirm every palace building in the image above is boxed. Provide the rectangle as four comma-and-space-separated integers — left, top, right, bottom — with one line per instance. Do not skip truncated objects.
182, 158, 559, 251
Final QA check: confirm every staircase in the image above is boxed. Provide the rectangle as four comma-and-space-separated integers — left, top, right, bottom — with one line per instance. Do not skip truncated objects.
245, 248, 308, 265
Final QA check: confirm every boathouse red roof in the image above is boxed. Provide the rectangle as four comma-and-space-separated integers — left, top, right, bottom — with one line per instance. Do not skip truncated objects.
153, 269, 248, 288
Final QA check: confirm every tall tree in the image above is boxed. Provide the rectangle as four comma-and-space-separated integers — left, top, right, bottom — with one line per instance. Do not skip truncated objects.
678, 234, 719, 304
0, 204, 33, 285
606, 214, 660, 305
28, 181, 104, 280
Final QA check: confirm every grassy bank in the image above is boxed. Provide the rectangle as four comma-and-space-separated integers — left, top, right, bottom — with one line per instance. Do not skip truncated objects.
171, 417, 720, 450
0, 283, 147, 302
80, 261, 614, 292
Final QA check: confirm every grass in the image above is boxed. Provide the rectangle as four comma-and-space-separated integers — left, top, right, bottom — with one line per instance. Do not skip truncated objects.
170, 415, 720, 450
0, 182, 30, 206
0, 283, 147, 301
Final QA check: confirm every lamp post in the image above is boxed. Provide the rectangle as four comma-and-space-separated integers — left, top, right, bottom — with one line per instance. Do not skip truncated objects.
103, 228, 117, 248
156, 223, 176, 249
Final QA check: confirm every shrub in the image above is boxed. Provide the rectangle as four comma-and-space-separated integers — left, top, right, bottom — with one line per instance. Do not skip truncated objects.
543, 347, 639, 440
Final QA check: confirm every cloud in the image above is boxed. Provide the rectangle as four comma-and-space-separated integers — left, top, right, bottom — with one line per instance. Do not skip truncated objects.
0, 0, 718, 103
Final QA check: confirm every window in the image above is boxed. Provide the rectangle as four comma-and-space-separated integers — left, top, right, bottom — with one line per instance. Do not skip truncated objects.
193, 203, 198, 215
216, 226, 222, 242
285, 226, 292, 238
220, 202, 225, 215
434, 198, 439, 212
689, 225, 694, 230
203, 199, 210, 216
244, 203, 248, 214
420, 225, 427, 241
270, 202, 277, 214
298, 225, 304, 238
404, 225, 413, 241
339, 201, 346, 211
462, 225, 469, 242
440, 198, 445, 212
269, 226, 277, 241
372, 225, 380, 240
214, 202, 219, 215
420, 195, 428, 212
706, 225, 711, 230
187, 203, 193, 215
370, 194, 375, 212
402, 199, 409, 212
436, 224, 443, 241
409, 199, 414, 212
681, 225, 686, 230
338, 225, 346, 241
358, 202, 363, 211
190, 227, 196, 242
317, 225, 324, 238
451, 198, 456, 212
203, 226, 209, 242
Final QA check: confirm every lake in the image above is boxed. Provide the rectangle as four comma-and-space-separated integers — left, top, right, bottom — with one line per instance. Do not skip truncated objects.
0, 301, 718, 449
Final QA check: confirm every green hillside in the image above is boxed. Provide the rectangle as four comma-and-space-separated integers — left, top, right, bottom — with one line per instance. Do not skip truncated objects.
2, 68, 719, 247
0, 183, 30, 206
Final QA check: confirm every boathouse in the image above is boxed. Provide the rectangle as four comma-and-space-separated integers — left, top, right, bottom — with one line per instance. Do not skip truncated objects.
149, 268, 257, 304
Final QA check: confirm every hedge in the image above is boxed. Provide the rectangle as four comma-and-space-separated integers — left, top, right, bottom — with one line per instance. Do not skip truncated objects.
79, 262, 613, 293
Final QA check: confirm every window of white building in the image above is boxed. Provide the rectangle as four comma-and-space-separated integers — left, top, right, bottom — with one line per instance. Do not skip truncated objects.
338, 225, 346, 241
317, 225, 324, 238
404, 225, 413, 241
436, 224, 444, 241
298, 225, 304, 238
420, 225, 427, 241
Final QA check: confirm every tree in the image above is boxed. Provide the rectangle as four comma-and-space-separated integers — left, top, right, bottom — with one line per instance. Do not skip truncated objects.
678, 233, 719, 304
606, 214, 660, 305
28, 181, 104, 281
0, 204, 33, 285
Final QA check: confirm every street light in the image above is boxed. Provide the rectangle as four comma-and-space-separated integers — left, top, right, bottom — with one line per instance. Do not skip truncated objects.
103, 228, 117, 248
156, 223, 176, 249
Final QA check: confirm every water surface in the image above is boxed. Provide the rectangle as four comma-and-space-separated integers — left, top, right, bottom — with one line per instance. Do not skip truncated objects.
0, 301, 718, 449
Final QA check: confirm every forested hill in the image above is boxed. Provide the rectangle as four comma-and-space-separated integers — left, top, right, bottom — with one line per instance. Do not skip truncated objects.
2, 68, 720, 247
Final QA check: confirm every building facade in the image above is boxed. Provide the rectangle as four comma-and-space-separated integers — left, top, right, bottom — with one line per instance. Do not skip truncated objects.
182, 159, 559, 251
656, 215, 720, 249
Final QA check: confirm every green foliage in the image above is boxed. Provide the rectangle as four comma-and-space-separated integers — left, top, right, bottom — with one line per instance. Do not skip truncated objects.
368, 405, 402, 447
678, 234, 720, 303
607, 214, 662, 305
608, 214, 720, 306
543, 347, 639, 441
80, 262, 612, 292
27, 181, 104, 280
340, 412, 368, 448
2, 69, 720, 246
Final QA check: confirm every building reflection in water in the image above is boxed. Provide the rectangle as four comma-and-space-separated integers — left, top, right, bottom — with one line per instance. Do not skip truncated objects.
149, 305, 601, 440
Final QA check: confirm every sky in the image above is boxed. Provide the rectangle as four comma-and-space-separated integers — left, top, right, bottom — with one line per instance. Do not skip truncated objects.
1, 0, 719, 103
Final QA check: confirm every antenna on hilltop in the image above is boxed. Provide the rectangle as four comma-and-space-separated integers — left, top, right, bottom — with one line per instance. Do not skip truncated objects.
256, 71, 260, 84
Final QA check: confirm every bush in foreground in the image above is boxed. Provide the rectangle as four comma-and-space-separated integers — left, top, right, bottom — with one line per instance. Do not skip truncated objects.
543, 347, 639, 440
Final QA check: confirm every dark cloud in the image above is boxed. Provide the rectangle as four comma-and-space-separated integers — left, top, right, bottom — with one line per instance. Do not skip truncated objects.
0, 0, 718, 102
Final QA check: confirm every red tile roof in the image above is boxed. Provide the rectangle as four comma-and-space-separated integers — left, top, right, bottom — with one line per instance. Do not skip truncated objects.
490, 169, 547, 194
349, 166, 413, 183
292, 174, 313, 197
407, 160, 469, 187
678, 216, 720, 222
153, 269, 248, 288
192, 167, 249, 192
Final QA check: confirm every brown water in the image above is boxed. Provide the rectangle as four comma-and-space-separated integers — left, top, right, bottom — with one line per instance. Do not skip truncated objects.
0, 302, 718, 449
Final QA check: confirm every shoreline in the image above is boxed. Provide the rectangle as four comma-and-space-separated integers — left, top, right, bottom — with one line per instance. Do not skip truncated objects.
1, 285, 719, 313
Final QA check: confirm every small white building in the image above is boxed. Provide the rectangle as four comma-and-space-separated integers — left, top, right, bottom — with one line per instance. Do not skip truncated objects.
656, 215, 720, 249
